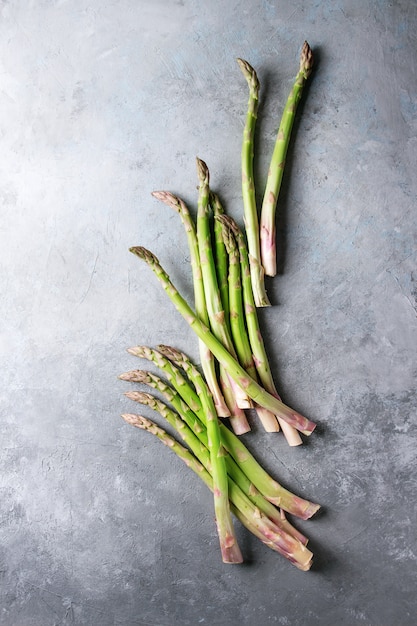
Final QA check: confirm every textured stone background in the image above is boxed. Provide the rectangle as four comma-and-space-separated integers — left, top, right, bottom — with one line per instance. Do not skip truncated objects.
1, 1, 416, 624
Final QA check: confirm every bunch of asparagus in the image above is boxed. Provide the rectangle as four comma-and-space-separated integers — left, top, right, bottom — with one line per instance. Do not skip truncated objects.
120, 42, 317, 567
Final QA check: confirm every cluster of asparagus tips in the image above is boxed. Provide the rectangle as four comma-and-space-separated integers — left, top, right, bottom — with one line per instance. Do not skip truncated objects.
120, 346, 320, 568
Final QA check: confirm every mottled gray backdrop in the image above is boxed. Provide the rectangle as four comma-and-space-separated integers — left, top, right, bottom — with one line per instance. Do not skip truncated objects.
1, 1, 416, 625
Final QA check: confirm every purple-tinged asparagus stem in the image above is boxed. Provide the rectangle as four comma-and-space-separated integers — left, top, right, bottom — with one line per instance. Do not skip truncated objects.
217, 215, 303, 446
122, 413, 312, 568
155, 345, 319, 519
196, 157, 252, 417
121, 412, 313, 569
237, 58, 271, 308
120, 368, 308, 545
260, 41, 314, 277
123, 393, 243, 563
151, 190, 230, 419
129, 247, 316, 436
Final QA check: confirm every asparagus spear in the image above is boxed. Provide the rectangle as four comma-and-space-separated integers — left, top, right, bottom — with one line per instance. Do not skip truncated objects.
155, 345, 319, 519
124, 392, 243, 564
129, 247, 316, 436
237, 58, 270, 307
218, 215, 303, 446
210, 192, 230, 328
260, 41, 314, 277
196, 157, 251, 415
221, 218, 280, 432
122, 413, 313, 569
120, 368, 307, 545
151, 190, 230, 419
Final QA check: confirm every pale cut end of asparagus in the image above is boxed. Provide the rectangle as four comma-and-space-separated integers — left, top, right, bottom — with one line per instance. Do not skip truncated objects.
255, 405, 280, 432
300, 40, 314, 79
277, 418, 303, 446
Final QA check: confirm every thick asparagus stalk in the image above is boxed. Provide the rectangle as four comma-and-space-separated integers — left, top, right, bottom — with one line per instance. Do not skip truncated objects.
260, 41, 314, 277
221, 219, 280, 432
218, 215, 303, 446
120, 368, 307, 545
124, 392, 243, 563
196, 157, 251, 416
129, 247, 316, 436
122, 413, 313, 569
151, 190, 230, 419
237, 58, 270, 307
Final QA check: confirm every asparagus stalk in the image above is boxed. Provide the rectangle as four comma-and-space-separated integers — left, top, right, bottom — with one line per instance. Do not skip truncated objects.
129, 247, 316, 436
123, 347, 319, 517
237, 58, 270, 307
122, 413, 313, 569
260, 41, 314, 277
217, 215, 303, 446
151, 190, 230, 419
124, 392, 243, 563
210, 192, 230, 328
155, 345, 319, 519
196, 157, 251, 416
221, 218, 280, 432
120, 368, 308, 545
119, 370, 308, 545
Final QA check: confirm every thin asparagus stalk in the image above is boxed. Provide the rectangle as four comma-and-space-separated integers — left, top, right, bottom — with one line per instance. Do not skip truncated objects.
221, 219, 280, 433
218, 215, 303, 447
260, 41, 314, 277
196, 157, 251, 414
237, 58, 270, 308
155, 345, 319, 519
151, 190, 230, 419
129, 247, 316, 436
124, 393, 243, 563
210, 192, 230, 328
120, 368, 308, 545
209, 194, 251, 432
122, 413, 313, 569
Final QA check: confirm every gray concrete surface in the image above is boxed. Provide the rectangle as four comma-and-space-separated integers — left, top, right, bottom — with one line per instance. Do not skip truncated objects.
1, 1, 416, 624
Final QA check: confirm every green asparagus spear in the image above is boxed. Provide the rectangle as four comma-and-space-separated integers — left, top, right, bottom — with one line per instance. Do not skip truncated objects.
260, 41, 314, 277
221, 219, 280, 432
129, 247, 316, 436
196, 157, 251, 416
122, 413, 313, 569
123, 392, 243, 563
237, 58, 270, 307
217, 215, 303, 446
151, 190, 230, 419
155, 345, 319, 519
210, 192, 230, 328
120, 368, 308, 545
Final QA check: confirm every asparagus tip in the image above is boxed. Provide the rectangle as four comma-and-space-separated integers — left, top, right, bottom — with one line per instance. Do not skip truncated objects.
237, 58, 260, 91
195, 157, 209, 184
129, 246, 159, 265
300, 41, 314, 78
121, 412, 147, 428
151, 190, 180, 211
119, 370, 150, 383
